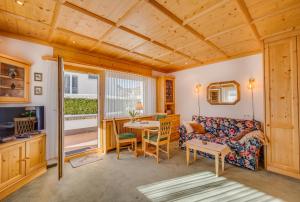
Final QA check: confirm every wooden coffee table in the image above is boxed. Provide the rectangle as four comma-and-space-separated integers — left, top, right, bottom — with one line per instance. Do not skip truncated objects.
186, 139, 231, 176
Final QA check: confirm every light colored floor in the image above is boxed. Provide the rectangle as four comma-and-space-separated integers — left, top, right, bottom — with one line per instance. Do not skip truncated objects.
64, 131, 98, 152
4, 144, 300, 202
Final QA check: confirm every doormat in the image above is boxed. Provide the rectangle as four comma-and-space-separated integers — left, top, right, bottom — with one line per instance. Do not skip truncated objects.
70, 153, 103, 168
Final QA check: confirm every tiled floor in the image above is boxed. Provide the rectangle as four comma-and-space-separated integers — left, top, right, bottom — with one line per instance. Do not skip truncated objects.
64, 131, 98, 153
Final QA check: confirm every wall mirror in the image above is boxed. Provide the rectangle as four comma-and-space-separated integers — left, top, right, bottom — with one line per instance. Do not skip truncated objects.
207, 81, 240, 105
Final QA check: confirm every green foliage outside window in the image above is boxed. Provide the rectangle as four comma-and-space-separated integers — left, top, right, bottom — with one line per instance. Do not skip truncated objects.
64, 98, 97, 115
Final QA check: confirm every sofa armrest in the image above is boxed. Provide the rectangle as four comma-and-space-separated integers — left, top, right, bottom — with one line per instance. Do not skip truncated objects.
226, 137, 263, 155
245, 138, 263, 156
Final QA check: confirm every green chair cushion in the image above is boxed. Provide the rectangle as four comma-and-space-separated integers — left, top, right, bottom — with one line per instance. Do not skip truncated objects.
118, 132, 136, 140
144, 135, 167, 142
155, 114, 167, 121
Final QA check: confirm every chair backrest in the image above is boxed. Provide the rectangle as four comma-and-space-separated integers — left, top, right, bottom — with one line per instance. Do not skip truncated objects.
154, 113, 167, 121
112, 118, 119, 138
157, 117, 172, 141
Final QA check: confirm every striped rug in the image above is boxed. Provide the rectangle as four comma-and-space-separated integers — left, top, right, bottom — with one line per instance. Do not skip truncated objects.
137, 172, 282, 202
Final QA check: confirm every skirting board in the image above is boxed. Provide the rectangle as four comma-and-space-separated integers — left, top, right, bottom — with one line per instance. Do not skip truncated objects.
0, 166, 47, 200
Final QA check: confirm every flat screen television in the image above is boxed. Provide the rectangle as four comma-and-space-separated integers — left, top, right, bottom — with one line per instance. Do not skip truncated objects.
0, 106, 45, 138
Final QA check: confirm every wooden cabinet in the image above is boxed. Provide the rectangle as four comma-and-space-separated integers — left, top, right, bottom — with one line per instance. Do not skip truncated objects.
0, 143, 25, 190
0, 54, 31, 103
264, 34, 300, 179
25, 136, 46, 175
0, 134, 46, 200
157, 76, 175, 114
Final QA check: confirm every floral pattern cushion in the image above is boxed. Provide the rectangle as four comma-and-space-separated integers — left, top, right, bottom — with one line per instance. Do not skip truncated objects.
180, 116, 263, 170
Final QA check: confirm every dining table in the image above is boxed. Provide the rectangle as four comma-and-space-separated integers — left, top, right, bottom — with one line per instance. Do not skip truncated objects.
123, 120, 160, 154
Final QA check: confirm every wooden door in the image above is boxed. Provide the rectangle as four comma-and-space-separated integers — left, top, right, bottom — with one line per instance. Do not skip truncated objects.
265, 37, 300, 177
25, 136, 46, 175
0, 143, 25, 190
58, 56, 64, 180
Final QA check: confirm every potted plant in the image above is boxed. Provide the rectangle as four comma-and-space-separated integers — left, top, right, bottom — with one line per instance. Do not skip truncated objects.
129, 110, 138, 123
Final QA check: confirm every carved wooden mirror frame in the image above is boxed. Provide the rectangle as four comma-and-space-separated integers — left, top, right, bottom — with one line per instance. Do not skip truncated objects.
207, 80, 240, 105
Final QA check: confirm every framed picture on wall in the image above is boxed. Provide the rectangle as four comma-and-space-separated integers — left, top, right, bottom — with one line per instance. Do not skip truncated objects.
34, 86, 43, 95
34, 72, 43, 81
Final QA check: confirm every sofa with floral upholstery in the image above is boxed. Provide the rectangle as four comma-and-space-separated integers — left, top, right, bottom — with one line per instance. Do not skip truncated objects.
179, 115, 264, 170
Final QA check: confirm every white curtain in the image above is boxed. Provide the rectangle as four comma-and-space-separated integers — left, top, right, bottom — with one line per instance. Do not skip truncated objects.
104, 70, 156, 119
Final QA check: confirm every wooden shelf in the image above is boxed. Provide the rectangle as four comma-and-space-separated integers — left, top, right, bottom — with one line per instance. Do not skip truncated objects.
0, 54, 30, 103
0, 85, 24, 90
0, 74, 24, 81
157, 76, 175, 114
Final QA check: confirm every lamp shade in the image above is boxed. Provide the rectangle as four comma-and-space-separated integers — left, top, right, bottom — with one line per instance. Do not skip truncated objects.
248, 78, 255, 89
195, 84, 201, 94
135, 101, 144, 110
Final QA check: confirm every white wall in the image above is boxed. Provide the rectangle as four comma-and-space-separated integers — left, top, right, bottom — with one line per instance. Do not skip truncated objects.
0, 36, 57, 160
172, 54, 264, 123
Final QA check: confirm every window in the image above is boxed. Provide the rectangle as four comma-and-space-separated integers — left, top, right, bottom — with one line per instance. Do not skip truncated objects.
88, 74, 98, 80
72, 75, 78, 94
64, 73, 78, 94
104, 70, 156, 118
64, 74, 70, 94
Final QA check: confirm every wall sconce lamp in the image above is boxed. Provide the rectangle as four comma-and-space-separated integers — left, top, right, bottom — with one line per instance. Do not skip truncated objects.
248, 78, 255, 120
195, 84, 202, 116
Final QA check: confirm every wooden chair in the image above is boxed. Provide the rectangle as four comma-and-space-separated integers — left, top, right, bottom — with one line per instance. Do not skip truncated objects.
112, 118, 137, 159
154, 113, 167, 121
143, 117, 172, 163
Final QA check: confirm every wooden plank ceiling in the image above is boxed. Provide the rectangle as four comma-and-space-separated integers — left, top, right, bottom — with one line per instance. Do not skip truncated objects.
0, 0, 299, 72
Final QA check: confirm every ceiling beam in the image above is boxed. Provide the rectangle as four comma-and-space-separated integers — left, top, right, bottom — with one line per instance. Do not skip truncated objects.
57, 28, 171, 65
48, 0, 65, 42
182, 0, 230, 25
89, 0, 146, 52
147, 0, 228, 57
63, 1, 200, 64
234, 0, 261, 45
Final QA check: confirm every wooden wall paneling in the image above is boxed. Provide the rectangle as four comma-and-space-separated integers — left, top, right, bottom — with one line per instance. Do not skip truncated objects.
254, 7, 300, 38
186, 0, 244, 42
0, 11, 50, 40
93, 43, 130, 58
146, 0, 228, 57
220, 39, 261, 56
244, 0, 300, 20
48, 0, 64, 41
62, 1, 197, 68
0, 0, 56, 25
89, 0, 145, 52
103, 29, 146, 50
158, 52, 191, 65
155, 0, 222, 24
265, 36, 300, 178
234, 0, 261, 44
68, 0, 139, 23
209, 25, 256, 48
134, 42, 172, 59
56, 5, 112, 40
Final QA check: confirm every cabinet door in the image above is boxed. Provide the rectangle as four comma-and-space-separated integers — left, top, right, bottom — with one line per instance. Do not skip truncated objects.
0, 143, 26, 190
265, 37, 300, 176
25, 136, 46, 175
